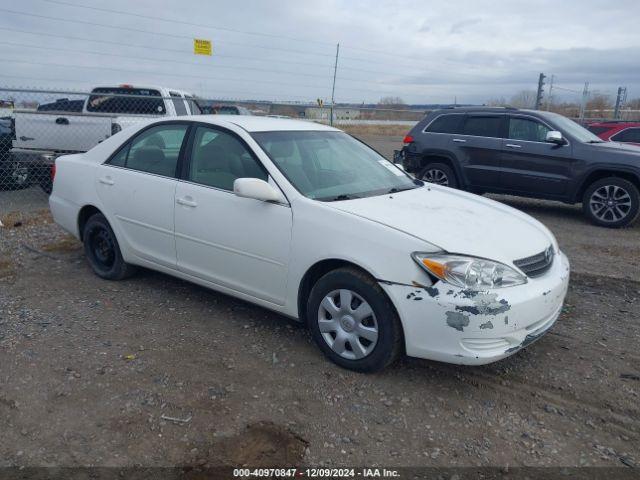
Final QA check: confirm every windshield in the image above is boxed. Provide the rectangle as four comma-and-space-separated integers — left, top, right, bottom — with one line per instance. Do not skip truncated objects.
252, 130, 418, 200
543, 112, 603, 143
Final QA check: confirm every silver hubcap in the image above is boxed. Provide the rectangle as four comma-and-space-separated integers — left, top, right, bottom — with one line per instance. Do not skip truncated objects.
317, 289, 378, 360
11, 163, 29, 185
422, 168, 449, 186
589, 185, 632, 222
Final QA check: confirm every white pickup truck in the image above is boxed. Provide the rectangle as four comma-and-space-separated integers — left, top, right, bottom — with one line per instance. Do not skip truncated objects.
11, 85, 201, 191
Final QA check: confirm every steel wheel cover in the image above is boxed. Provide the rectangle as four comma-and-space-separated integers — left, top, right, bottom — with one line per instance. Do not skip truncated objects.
317, 289, 379, 360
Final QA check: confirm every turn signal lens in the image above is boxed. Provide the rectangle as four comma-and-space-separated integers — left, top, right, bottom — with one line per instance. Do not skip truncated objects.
412, 252, 527, 290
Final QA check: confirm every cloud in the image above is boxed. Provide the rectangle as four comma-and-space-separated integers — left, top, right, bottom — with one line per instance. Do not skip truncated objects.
449, 18, 481, 35
0, 0, 638, 104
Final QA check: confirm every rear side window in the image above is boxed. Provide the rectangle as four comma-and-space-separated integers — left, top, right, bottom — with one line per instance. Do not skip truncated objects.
107, 124, 188, 177
612, 128, 640, 143
425, 114, 463, 134
87, 88, 166, 115
170, 92, 188, 116
462, 116, 503, 138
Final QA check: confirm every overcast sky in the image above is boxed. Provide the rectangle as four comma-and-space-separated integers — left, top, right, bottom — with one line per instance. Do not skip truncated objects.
0, 0, 639, 104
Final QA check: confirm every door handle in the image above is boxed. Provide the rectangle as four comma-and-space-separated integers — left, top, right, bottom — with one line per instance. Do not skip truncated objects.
55, 117, 70, 125
176, 197, 197, 207
99, 177, 114, 186
452, 138, 466, 143
505, 143, 522, 149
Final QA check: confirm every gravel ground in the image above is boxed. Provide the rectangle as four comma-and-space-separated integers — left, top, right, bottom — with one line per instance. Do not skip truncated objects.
0, 136, 639, 470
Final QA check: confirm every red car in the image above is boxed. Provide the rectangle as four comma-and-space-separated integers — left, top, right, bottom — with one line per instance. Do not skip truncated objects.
587, 121, 640, 146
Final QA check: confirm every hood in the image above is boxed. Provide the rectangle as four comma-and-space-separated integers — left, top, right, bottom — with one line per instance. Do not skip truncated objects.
328, 186, 555, 267
588, 141, 640, 155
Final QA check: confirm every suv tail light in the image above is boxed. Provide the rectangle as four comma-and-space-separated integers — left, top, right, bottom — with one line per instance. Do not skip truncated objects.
50, 162, 56, 183
403, 135, 414, 144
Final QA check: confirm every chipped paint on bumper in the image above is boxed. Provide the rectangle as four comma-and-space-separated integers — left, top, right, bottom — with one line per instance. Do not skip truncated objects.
380, 251, 570, 365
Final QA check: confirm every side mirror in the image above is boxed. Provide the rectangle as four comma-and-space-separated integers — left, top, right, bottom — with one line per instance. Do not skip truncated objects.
545, 130, 565, 145
233, 178, 284, 203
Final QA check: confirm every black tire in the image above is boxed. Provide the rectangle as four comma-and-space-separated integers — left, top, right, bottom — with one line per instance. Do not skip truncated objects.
0, 161, 32, 190
582, 177, 640, 228
307, 267, 403, 373
82, 213, 137, 280
418, 162, 458, 188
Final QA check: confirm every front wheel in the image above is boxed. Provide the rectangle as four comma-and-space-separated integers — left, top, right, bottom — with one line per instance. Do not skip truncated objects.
418, 162, 458, 188
583, 177, 639, 228
83, 213, 137, 280
307, 267, 403, 372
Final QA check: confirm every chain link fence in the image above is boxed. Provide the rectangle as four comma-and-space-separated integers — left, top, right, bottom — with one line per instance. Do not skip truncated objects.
1, 84, 638, 225
0, 85, 430, 224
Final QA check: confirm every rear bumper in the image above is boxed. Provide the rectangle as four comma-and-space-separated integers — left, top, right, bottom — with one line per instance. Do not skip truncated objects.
380, 251, 570, 365
11, 148, 60, 166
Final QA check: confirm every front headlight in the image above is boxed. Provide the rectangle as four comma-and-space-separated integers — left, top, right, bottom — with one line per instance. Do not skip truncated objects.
412, 252, 527, 290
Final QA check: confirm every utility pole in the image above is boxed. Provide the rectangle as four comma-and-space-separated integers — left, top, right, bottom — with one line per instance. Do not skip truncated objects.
579, 82, 589, 122
535, 73, 546, 110
330, 43, 340, 126
545, 75, 554, 111
614, 86, 627, 119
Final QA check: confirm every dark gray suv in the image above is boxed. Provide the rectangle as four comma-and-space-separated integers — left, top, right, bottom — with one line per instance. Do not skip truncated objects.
399, 107, 640, 227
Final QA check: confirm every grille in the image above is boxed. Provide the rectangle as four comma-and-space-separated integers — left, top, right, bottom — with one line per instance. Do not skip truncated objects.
514, 246, 554, 277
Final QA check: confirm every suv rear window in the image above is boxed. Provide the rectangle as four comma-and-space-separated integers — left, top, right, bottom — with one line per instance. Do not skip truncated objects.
87, 87, 166, 115
462, 116, 503, 138
425, 114, 462, 134
587, 126, 610, 135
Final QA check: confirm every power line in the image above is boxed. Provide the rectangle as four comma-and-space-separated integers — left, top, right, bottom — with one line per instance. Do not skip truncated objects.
0, 25, 463, 79
0, 74, 322, 101
0, 39, 416, 88
0, 8, 337, 59
40, 0, 483, 72
0, 57, 405, 96
41, 0, 336, 47
0, 26, 335, 71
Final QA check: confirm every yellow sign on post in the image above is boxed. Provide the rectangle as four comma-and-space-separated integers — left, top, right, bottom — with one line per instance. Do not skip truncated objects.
194, 39, 212, 56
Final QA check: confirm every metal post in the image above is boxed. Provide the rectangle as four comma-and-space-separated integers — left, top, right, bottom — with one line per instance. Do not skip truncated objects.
535, 73, 546, 110
330, 43, 340, 126
614, 87, 627, 120
579, 82, 589, 122
545, 75, 554, 111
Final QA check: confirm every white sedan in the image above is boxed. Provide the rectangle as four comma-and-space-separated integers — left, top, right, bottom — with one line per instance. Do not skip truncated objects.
50, 116, 570, 372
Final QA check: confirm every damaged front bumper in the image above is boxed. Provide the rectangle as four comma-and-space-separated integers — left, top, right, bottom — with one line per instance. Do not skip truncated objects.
379, 251, 570, 365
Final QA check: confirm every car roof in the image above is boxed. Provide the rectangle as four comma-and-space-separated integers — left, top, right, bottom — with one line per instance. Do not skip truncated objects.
187, 114, 340, 132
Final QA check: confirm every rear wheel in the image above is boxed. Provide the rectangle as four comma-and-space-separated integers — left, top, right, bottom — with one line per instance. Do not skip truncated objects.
418, 162, 458, 188
307, 267, 403, 372
583, 177, 639, 228
83, 213, 137, 280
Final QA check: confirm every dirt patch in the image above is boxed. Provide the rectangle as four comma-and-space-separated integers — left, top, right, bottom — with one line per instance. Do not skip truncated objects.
41, 234, 81, 253
0, 258, 15, 279
1, 209, 52, 229
341, 124, 412, 137
211, 422, 307, 466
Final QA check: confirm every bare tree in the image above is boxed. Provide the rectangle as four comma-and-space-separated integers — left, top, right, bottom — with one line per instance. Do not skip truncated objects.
509, 90, 537, 108
485, 97, 507, 107
586, 93, 613, 116
377, 96, 407, 108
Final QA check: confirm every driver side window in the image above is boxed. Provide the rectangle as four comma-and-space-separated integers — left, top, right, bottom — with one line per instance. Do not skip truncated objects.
187, 126, 268, 191
509, 117, 551, 142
